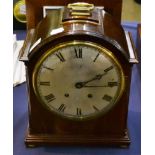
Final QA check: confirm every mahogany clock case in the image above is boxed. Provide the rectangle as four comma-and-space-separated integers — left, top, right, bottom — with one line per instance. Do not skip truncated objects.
19, 6, 137, 146
26, 38, 131, 146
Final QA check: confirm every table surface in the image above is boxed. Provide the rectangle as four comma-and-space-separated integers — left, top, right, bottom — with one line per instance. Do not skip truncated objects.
13, 22, 141, 155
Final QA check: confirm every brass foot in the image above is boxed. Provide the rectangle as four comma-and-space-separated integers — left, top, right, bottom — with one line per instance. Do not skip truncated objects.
26, 144, 36, 148
120, 144, 129, 148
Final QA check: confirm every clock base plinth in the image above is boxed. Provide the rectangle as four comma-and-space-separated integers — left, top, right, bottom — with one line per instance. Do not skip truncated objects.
25, 129, 130, 147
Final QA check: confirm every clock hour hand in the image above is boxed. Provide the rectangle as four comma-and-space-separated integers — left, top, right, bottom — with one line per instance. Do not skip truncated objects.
75, 72, 107, 89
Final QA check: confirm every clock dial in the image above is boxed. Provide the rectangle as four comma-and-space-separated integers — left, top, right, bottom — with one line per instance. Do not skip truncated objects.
33, 42, 125, 120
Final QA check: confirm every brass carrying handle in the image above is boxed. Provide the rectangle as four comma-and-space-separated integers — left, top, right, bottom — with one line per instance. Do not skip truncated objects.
67, 2, 94, 16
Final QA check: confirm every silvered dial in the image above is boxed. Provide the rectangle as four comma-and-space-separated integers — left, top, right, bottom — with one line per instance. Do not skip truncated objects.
33, 42, 125, 120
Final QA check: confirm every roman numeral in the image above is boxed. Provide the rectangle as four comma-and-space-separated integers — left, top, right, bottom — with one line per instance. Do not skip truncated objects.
102, 94, 113, 102
56, 52, 65, 62
108, 82, 118, 87
104, 66, 114, 72
40, 81, 50, 86
44, 93, 55, 103
93, 105, 99, 111
58, 104, 66, 112
74, 48, 82, 58
93, 53, 100, 62
77, 108, 82, 116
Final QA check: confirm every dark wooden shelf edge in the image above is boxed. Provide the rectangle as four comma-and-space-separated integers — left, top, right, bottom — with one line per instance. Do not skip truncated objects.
25, 129, 130, 147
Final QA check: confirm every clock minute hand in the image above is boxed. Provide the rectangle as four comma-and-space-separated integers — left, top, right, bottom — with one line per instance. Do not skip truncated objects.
84, 81, 119, 88
83, 85, 108, 88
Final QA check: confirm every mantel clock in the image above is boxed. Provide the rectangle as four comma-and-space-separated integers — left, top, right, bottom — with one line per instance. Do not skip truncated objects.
19, 2, 138, 147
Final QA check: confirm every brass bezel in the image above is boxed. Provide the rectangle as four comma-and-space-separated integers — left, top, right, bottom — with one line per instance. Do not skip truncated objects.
32, 41, 125, 121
